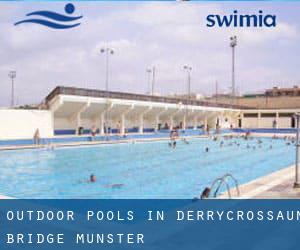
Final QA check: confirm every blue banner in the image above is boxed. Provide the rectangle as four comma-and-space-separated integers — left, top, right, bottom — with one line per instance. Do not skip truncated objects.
1, 199, 300, 250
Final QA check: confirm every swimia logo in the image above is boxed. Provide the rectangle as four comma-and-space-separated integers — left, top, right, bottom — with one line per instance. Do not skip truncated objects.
14, 3, 83, 29
206, 10, 276, 28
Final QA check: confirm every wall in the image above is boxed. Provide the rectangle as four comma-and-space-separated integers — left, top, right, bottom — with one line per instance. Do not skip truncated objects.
278, 117, 291, 128
54, 117, 76, 130
242, 118, 259, 128
0, 109, 53, 140
205, 96, 300, 109
259, 117, 275, 128
242, 117, 293, 128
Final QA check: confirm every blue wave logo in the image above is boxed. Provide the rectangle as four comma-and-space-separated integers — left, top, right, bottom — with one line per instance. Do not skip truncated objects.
14, 3, 82, 29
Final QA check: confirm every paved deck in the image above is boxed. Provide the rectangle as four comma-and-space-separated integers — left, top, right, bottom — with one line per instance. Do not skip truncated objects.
220, 165, 300, 199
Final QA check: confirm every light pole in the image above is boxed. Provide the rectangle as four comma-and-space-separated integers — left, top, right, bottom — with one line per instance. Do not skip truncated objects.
183, 65, 192, 130
215, 80, 218, 103
146, 68, 152, 95
8, 71, 16, 108
230, 36, 237, 98
152, 66, 156, 96
100, 47, 114, 136
100, 47, 114, 93
294, 113, 300, 188
146, 66, 156, 95
183, 65, 192, 102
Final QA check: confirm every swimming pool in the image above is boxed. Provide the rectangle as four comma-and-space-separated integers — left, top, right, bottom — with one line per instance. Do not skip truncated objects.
0, 136, 295, 199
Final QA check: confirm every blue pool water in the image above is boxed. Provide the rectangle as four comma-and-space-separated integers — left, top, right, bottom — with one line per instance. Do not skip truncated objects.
0, 137, 295, 199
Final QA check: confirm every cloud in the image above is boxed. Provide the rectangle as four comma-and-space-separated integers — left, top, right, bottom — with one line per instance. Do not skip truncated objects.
0, 2, 300, 106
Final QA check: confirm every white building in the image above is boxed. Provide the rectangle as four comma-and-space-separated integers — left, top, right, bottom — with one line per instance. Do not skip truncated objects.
0, 86, 299, 140
47, 87, 239, 136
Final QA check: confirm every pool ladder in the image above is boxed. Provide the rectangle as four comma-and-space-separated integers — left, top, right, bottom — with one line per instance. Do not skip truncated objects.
209, 173, 240, 198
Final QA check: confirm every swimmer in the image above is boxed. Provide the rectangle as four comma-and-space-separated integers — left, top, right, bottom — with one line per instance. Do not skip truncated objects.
90, 174, 96, 183
173, 141, 177, 149
205, 147, 209, 153
79, 174, 96, 184
182, 138, 190, 145
105, 184, 124, 189
269, 145, 273, 149
246, 144, 250, 149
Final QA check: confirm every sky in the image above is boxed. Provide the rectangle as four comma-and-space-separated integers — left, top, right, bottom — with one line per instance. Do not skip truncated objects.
1, 1, 300, 106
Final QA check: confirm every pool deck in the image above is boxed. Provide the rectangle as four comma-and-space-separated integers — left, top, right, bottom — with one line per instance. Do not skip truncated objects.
220, 165, 300, 199
0, 134, 212, 151
0, 132, 295, 151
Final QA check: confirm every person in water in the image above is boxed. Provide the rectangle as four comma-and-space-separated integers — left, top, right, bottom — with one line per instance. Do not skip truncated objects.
201, 187, 211, 199
205, 147, 209, 153
182, 138, 190, 144
90, 174, 96, 183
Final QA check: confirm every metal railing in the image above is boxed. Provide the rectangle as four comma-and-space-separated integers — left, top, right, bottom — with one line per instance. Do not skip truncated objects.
45, 86, 251, 109
209, 173, 240, 198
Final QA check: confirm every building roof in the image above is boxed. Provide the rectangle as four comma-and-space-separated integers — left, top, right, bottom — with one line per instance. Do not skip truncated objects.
45, 86, 251, 110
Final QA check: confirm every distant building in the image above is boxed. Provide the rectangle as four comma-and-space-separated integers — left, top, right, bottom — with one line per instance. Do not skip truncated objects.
265, 86, 300, 97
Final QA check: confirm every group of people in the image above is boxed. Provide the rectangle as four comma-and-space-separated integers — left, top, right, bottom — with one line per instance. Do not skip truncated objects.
82, 121, 127, 140
168, 128, 191, 148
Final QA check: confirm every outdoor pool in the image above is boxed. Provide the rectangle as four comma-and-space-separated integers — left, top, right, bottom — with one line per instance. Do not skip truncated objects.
0, 136, 295, 198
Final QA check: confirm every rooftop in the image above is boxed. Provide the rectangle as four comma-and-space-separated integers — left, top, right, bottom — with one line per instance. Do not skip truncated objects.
45, 86, 250, 109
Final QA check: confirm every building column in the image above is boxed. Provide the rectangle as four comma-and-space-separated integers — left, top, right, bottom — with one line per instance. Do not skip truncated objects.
138, 107, 152, 134
70, 102, 90, 135
154, 107, 168, 132
204, 116, 208, 131
155, 115, 160, 131
257, 112, 261, 128
182, 115, 186, 130
193, 116, 198, 130
240, 113, 244, 128
169, 116, 174, 130
276, 112, 279, 129
138, 114, 144, 134
119, 105, 134, 135
120, 113, 125, 135
76, 113, 82, 134
99, 112, 105, 135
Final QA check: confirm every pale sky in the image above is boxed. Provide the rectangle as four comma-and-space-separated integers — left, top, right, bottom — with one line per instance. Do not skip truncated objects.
1, 1, 300, 106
